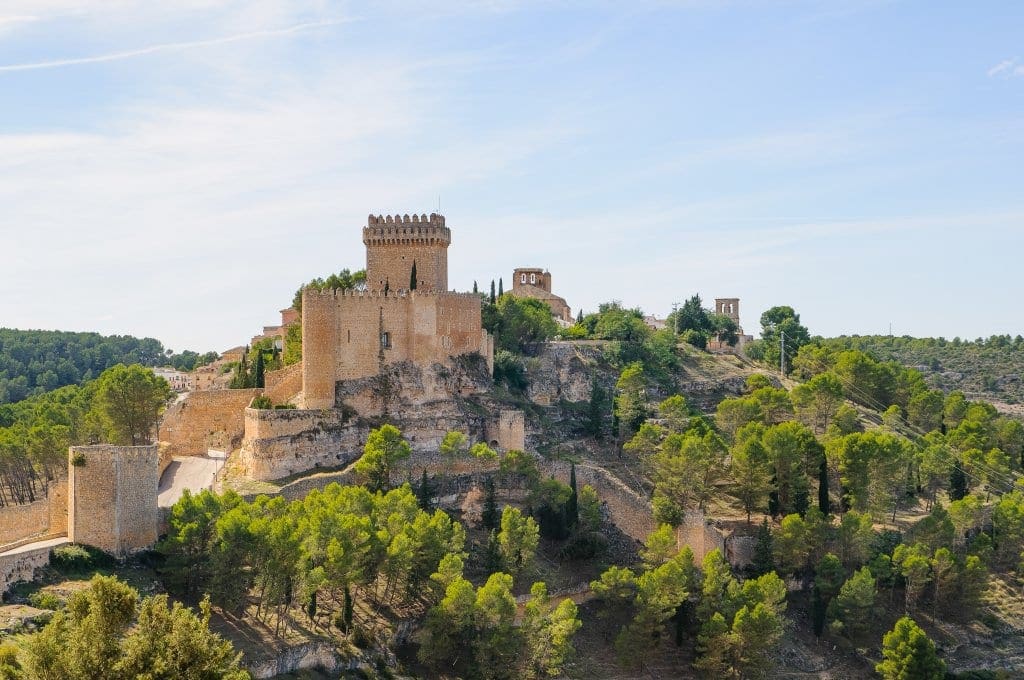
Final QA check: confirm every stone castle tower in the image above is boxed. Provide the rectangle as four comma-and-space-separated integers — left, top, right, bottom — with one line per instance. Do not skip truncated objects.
364, 213, 450, 293
301, 213, 493, 410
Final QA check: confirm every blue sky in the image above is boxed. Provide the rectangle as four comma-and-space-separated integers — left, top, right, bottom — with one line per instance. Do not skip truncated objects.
1, 1, 1022, 352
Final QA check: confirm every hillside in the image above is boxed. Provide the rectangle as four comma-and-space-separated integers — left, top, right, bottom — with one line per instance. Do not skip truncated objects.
820, 334, 1024, 408
0, 328, 217, 404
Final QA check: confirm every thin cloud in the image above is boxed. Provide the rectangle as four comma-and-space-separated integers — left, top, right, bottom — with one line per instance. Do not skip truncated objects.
988, 57, 1019, 78
0, 18, 350, 73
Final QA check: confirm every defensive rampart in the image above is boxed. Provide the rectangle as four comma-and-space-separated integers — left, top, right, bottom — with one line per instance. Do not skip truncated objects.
0, 477, 67, 550
264, 363, 302, 405
159, 389, 262, 456
0, 538, 68, 597
301, 288, 492, 409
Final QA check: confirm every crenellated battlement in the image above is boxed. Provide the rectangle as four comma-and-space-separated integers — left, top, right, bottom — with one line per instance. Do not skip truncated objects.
367, 213, 445, 227
304, 287, 480, 302
363, 212, 450, 247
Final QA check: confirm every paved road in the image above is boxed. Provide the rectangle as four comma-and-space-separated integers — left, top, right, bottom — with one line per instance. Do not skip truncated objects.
158, 456, 222, 508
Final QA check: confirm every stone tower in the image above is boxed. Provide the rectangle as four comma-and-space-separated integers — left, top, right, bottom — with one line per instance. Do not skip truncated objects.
364, 213, 450, 293
67, 445, 158, 556
512, 267, 552, 293
715, 298, 740, 324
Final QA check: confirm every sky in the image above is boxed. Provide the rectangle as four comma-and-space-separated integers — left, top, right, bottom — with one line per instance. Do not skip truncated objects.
0, 0, 1022, 353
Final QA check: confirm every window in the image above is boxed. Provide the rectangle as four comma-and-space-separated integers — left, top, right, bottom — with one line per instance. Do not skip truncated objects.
381, 331, 391, 349
530, 273, 536, 284
520, 273, 526, 284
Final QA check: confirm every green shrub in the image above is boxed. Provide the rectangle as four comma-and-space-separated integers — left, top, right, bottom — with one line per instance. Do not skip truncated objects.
28, 591, 62, 611
250, 395, 273, 409
50, 544, 114, 573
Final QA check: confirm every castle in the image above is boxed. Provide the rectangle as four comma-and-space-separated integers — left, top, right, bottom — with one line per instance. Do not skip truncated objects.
301, 213, 493, 409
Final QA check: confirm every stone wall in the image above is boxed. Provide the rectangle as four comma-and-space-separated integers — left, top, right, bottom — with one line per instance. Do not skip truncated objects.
301, 288, 492, 409
239, 408, 366, 481
0, 477, 68, 549
0, 540, 66, 597
68, 445, 158, 556
486, 410, 525, 452
0, 498, 50, 546
264, 363, 302, 405
158, 388, 262, 457
239, 393, 495, 482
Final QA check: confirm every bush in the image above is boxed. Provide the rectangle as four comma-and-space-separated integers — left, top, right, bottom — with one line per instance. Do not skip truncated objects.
493, 350, 528, 392
28, 591, 62, 611
50, 544, 114, 573
558, 531, 608, 560
250, 395, 273, 409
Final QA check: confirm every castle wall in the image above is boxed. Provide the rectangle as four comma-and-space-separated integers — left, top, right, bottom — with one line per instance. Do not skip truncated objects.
0, 498, 50, 546
158, 388, 262, 456
0, 477, 68, 549
68, 445, 158, 556
264, 363, 302, 404
0, 539, 67, 597
240, 408, 365, 481
301, 289, 490, 410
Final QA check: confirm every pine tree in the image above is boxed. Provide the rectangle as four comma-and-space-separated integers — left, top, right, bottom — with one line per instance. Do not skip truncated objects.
410, 260, 418, 290
876, 617, 945, 680
490, 280, 496, 304
567, 464, 579, 530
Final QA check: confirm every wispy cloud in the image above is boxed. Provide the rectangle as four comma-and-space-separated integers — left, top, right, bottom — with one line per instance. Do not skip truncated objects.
0, 18, 349, 73
988, 57, 1022, 78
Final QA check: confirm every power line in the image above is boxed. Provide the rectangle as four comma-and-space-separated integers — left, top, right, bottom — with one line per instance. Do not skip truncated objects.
777, 342, 1019, 491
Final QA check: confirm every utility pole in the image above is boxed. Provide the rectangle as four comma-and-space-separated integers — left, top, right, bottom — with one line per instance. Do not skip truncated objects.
780, 330, 786, 377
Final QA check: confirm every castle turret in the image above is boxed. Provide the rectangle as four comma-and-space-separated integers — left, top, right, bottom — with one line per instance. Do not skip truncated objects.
363, 213, 450, 293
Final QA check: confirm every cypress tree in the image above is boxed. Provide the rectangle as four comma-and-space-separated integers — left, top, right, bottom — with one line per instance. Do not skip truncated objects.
490, 280, 496, 304
417, 469, 433, 510
567, 463, 579, 530
950, 461, 968, 501
473, 280, 478, 294
818, 457, 830, 514
306, 591, 317, 622
253, 351, 265, 389
811, 586, 827, 638
343, 585, 354, 633
586, 381, 606, 440
410, 260, 418, 290
576, 309, 583, 325
751, 518, 774, 576
485, 530, 502, 572
498, 277, 504, 297
482, 477, 499, 530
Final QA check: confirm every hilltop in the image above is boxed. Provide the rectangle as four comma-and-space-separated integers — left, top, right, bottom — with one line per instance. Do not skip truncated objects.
819, 334, 1024, 410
